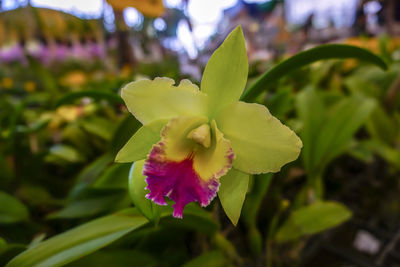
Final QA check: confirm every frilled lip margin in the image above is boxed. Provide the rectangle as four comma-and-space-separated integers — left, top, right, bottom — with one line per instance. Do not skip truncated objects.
143, 141, 227, 218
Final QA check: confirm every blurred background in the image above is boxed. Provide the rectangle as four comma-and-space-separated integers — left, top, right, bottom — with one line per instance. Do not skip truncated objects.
1, 0, 400, 267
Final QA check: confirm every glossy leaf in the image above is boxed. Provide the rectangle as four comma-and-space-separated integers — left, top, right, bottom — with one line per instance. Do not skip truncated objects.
242, 44, 387, 101
6, 209, 148, 267
275, 201, 352, 243
218, 169, 249, 226
128, 160, 159, 222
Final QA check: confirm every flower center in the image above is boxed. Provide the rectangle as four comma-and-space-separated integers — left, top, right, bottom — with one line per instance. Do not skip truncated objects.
187, 123, 211, 148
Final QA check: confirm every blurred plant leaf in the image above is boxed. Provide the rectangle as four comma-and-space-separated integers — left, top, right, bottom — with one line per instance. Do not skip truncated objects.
0, 244, 26, 267
296, 88, 376, 176
182, 250, 228, 267
64, 249, 158, 267
110, 114, 141, 155
241, 173, 273, 256
128, 160, 160, 223
313, 94, 376, 173
275, 201, 352, 243
80, 117, 115, 141
55, 91, 123, 108
218, 169, 249, 226
94, 163, 131, 189
266, 86, 294, 119
0, 191, 29, 224
6, 208, 148, 267
295, 87, 326, 175
161, 204, 219, 236
366, 105, 397, 145
242, 44, 387, 101
241, 174, 273, 227
361, 140, 400, 170
45, 144, 85, 164
115, 119, 168, 163
47, 188, 128, 219
69, 153, 114, 199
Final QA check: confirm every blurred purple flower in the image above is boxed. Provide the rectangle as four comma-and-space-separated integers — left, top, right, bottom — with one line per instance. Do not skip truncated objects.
0, 43, 26, 63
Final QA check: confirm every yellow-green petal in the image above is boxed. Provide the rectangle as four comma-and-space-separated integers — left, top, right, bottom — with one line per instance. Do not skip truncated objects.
122, 77, 208, 124
115, 119, 168, 163
218, 169, 249, 226
216, 101, 302, 174
201, 26, 248, 116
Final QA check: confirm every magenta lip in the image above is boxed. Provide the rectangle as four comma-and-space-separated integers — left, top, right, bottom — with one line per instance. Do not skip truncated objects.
144, 150, 219, 218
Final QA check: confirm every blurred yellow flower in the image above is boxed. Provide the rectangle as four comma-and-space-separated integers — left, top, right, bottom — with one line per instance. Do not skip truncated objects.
57, 106, 80, 122
60, 71, 87, 88
107, 0, 164, 17
24, 81, 36, 92
2, 77, 13, 89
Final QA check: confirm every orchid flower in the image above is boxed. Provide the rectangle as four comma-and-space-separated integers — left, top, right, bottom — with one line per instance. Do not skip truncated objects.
116, 26, 302, 223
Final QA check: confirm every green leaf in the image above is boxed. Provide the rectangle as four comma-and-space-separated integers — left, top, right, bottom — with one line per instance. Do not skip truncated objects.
183, 250, 228, 267
295, 87, 326, 174
64, 250, 158, 267
218, 169, 249, 226
115, 119, 168, 163
94, 163, 131, 189
215, 101, 302, 174
45, 145, 85, 164
201, 26, 248, 116
0, 244, 26, 267
314, 95, 376, 173
161, 204, 219, 235
55, 90, 123, 108
47, 189, 128, 219
242, 44, 387, 101
80, 117, 116, 141
366, 105, 397, 145
110, 114, 142, 155
275, 201, 352, 243
241, 173, 273, 227
0, 191, 29, 224
128, 160, 159, 222
69, 153, 114, 199
296, 89, 376, 176
362, 140, 400, 169
6, 209, 148, 267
